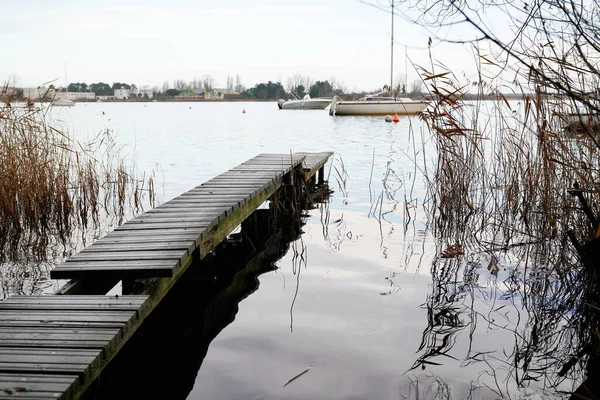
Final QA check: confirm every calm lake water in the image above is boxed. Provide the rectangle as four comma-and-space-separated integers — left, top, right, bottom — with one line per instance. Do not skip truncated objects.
11, 101, 586, 399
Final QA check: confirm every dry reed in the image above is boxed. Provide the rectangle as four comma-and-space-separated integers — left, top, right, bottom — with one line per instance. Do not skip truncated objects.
414, 51, 600, 395
0, 93, 155, 264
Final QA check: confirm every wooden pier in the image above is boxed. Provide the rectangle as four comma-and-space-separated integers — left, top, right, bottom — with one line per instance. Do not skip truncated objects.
0, 152, 333, 400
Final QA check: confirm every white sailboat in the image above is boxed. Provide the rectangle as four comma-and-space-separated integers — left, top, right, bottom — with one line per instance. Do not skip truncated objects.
52, 98, 75, 107
329, 2, 428, 116
52, 63, 76, 107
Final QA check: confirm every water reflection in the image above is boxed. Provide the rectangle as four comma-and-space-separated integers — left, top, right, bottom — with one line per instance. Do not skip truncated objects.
0, 261, 56, 298
409, 229, 600, 397
82, 188, 330, 400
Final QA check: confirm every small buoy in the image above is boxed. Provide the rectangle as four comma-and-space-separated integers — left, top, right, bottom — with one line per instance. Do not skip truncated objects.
242, 108, 246, 114
189, 106, 192, 109
384, 115, 393, 122
393, 113, 400, 123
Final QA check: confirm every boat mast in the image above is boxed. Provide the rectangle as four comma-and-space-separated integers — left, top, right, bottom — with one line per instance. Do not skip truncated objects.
390, 0, 394, 94
405, 45, 408, 94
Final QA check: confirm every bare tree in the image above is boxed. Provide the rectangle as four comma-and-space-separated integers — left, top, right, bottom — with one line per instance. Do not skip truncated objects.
394, 73, 407, 94
286, 73, 313, 97
409, 79, 422, 95
173, 79, 188, 91
4, 74, 21, 88
235, 75, 244, 93
202, 75, 215, 92
391, 0, 600, 114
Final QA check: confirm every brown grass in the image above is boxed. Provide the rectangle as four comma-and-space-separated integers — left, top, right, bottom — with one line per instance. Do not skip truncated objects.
0, 93, 155, 263
413, 52, 600, 394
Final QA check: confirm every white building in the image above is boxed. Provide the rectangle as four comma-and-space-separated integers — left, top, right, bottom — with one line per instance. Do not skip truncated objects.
114, 88, 153, 99
22, 88, 95, 101
114, 89, 129, 99
55, 91, 96, 101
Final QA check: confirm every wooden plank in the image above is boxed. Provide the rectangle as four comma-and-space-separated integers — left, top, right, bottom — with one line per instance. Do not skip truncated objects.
89, 235, 196, 245
82, 241, 194, 253
214, 170, 284, 176
0, 347, 100, 365
123, 215, 219, 224
0, 373, 77, 399
0, 328, 117, 341
197, 181, 268, 187
104, 227, 205, 235
166, 198, 242, 205
53, 259, 178, 279
69, 250, 185, 262
114, 222, 210, 231
128, 210, 223, 219
186, 188, 262, 195
204, 176, 276, 182
174, 193, 251, 199
0, 293, 150, 400
0, 311, 135, 323
0, 296, 146, 310
152, 201, 238, 209
146, 206, 233, 214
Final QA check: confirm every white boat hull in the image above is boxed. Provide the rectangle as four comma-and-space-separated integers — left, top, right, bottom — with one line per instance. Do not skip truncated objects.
329, 97, 427, 116
53, 99, 75, 107
278, 98, 332, 110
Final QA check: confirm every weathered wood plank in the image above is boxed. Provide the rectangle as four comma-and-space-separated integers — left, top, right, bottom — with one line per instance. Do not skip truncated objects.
0, 311, 135, 323
0, 330, 116, 342
82, 241, 194, 253
69, 250, 185, 262
114, 222, 210, 231
102, 227, 204, 236
0, 372, 75, 390
0, 293, 151, 400
122, 215, 219, 224
51, 260, 180, 279
0, 296, 145, 309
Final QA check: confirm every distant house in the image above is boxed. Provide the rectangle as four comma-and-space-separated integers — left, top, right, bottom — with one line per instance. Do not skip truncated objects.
214, 88, 238, 95
205, 89, 224, 100
114, 89, 129, 99
114, 88, 153, 99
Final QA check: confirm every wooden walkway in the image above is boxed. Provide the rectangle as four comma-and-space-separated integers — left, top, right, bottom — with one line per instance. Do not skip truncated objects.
0, 295, 148, 400
0, 152, 333, 400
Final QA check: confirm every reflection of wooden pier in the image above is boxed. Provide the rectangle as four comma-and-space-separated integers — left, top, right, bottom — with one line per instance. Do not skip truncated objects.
0, 152, 332, 400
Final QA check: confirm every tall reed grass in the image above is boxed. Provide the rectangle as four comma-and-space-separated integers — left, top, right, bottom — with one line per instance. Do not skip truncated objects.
416, 55, 600, 395
0, 93, 155, 264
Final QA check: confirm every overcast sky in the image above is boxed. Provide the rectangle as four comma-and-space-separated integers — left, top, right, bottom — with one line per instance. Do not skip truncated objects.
2, 0, 488, 92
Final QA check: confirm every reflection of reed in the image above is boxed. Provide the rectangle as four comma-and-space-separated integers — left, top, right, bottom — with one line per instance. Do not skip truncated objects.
0, 261, 55, 299
411, 258, 466, 372
416, 69, 600, 396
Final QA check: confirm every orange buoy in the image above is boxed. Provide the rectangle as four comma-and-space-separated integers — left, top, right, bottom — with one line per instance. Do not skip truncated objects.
242, 108, 246, 114
393, 113, 400, 123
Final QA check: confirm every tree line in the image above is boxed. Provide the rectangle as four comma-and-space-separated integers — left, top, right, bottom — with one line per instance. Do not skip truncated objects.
9, 72, 425, 100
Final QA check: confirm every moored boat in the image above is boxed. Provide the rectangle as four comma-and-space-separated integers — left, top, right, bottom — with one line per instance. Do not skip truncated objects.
329, 94, 428, 116
52, 98, 75, 107
278, 94, 332, 110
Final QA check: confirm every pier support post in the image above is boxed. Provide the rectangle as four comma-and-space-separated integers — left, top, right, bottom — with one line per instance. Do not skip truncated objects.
318, 166, 325, 185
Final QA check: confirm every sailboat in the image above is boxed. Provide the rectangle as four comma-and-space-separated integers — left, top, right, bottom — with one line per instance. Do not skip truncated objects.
329, 2, 428, 116
52, 63, 76, 107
